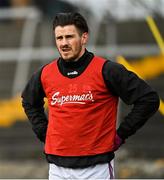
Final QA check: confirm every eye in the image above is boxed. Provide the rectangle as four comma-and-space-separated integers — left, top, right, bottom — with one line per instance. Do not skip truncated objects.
66, 35, 74, 39
56, 36, 63, 40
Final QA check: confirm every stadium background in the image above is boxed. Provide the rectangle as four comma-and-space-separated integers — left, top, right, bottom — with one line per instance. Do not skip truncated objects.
0, 0, 164, 178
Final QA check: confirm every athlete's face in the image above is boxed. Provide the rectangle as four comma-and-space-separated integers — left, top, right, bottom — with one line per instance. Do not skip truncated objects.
54, 25, 88, 62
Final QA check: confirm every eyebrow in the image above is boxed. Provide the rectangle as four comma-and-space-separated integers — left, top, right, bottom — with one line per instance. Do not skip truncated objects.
56, 34, 75, 39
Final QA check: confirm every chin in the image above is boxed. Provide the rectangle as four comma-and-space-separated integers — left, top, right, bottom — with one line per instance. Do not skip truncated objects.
62, 56, 71, 61
62, 55, 77, 62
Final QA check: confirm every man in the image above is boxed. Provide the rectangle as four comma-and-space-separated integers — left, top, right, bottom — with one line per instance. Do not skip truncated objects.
22, 12, 159, 179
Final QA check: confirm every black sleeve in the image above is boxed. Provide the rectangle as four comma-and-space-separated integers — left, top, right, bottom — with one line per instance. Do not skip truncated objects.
102, 60, 160, 140
21, 67, 48, 142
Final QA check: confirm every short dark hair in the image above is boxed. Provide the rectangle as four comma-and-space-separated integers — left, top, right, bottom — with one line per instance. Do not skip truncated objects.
53, 12, 89, 34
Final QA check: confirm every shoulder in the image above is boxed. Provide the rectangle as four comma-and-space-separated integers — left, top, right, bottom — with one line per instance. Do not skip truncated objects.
103, 59, 126, 71
91, 56, 108, 71
26, 59, 58, 84
41, 59, 58, 74
93, 56, 107, 64
102, 59, 128, 79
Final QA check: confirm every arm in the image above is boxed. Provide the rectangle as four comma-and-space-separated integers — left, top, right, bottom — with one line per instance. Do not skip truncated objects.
21, 67, 48, 142
103, 60, 160, 140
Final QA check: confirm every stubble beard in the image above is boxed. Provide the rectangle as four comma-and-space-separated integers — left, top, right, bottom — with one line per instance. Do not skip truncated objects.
60, 47, 83, 62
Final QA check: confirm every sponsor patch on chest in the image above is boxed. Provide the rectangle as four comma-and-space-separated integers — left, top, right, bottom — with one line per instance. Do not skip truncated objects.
51, 91, 94, 106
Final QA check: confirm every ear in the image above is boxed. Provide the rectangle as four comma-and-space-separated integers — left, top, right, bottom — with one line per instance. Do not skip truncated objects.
81, 32, 88, 45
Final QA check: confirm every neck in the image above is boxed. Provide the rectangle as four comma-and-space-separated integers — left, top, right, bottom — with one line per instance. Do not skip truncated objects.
74, 48, 86, 62
57, 50, 94, 78
60, 49, 89, 68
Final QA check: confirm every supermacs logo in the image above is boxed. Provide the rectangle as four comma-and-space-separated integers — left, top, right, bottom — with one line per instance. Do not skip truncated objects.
51, 91, 94, 106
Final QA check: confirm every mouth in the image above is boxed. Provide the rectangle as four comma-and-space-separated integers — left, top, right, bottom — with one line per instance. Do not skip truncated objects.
61, 48, 71, 52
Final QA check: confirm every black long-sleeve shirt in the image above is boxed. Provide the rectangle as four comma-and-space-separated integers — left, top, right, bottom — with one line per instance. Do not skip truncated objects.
22, 50, 160, 168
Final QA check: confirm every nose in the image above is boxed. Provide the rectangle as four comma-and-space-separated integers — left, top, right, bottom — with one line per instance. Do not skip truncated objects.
61, 37, 69, 46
